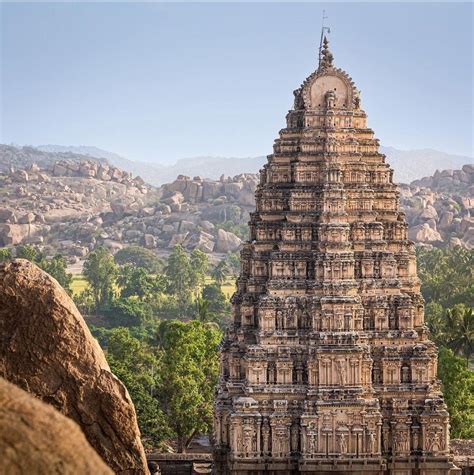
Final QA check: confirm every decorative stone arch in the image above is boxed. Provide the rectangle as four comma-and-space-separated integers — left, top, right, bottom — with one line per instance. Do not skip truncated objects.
301, 67, 357, 111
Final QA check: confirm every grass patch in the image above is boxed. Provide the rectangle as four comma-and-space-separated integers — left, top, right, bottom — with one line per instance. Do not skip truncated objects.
221, 279, 236, 299
71, 276, 88, 296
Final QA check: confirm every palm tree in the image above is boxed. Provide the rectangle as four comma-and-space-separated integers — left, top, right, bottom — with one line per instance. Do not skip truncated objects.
211, 260, 229, 286
195, 296, 210, 323
445, 306, 474, 365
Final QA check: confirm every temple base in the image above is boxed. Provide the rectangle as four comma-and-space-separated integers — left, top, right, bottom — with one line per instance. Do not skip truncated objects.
213, 452, 460, 475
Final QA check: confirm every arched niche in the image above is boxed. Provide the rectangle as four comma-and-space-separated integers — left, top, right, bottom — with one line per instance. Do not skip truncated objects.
304, 71, 354, 110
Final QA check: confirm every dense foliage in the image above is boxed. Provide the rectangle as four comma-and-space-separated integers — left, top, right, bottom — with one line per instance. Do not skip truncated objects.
158, 320, 221, 452
75, 244, 229, 449
417, 246, 474, 438
91, 320, 222, 451
437, 347, 474, 439
83, 246, 118, 308
114, 245, 164, 273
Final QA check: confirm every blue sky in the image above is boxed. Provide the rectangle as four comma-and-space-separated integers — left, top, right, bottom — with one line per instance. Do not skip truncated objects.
1, 2, 472, 163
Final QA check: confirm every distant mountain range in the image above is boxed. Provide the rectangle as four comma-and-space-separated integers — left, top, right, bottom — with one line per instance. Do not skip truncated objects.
8, 144, 473, 186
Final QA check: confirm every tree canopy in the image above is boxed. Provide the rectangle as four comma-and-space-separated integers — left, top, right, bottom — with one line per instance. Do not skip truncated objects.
157, 320, 222, 452
417, 246, 474, 438
83, 246, 118, 309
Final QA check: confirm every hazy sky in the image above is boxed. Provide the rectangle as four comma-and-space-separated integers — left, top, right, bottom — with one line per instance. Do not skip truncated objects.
1, 2, 472, 164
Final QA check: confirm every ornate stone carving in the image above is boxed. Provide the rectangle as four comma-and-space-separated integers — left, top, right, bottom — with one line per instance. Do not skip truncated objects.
213, 36, 454, 475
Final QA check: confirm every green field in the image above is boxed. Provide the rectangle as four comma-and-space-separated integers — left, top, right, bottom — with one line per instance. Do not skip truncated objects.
221, 279, 236, 298
71, 276, 88, 295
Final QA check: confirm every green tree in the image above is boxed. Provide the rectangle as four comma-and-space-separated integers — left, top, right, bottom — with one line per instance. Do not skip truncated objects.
114, 245, 164, 273
0, 248, 12, 262
74, 287, 95, 315
39, 254, 73, 294
417, 247, 474, 309
195, 296, 210, 323
83, 246, 118, 310
101, 327, 168, 447
201, 283, 231, 328
226, 251, 241, 275
15, 244, 38, 262
425, 301, 445, 346
117, 265, 166, 300
190, 249, 209, 291
165, 245, 192, 296
102, 298, 152, 327
158, 320, 222, 452
164, 245, 194, 316
211, 259, 229, 286
437, 347, 474, 438
444, 305, 474, 363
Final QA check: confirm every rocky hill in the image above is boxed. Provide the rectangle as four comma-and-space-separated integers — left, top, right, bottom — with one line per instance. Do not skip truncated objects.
0, 161, 255, 261
0, 144, 105, 172
401, 164, 474, 248
35, 143, 472, 185
0, 156, 472, 264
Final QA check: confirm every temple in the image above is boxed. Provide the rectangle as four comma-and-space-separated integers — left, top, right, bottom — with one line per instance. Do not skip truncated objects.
213, 37, 457, 474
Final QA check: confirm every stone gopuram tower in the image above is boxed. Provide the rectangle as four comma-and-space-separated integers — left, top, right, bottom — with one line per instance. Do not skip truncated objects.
213, 38, 456, 475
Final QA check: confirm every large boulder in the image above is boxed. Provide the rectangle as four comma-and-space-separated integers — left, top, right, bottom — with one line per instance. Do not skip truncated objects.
215, 228, 242, 253
0, 223, 38, 246
202, 181, 222, 200
418, 205, 438, 221
0, 377, 112, 475
408, 223, 442, 243
0, 260, 148, 474
142, 233, 156, 248
439, 211, 454, 229
462, 164, 474, 175
0, 208, 16, 223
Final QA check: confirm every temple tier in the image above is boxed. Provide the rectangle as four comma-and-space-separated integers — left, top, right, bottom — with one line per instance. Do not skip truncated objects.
213, 38, 457, 475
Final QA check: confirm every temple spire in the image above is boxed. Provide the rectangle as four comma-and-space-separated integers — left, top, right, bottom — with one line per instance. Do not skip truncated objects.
318, 10, 331, 68
319, 35, 334, 69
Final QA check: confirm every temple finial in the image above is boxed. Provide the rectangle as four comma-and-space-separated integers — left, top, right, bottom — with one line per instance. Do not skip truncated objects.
320, 35, 334, 69
318, 10, 331, 68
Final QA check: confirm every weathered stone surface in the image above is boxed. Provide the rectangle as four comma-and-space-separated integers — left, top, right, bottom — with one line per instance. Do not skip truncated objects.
168, 232, 189, 247
214, 228, 242, 253
143, 233, 156, 248
0, 260, 148, 474
439, 211, 454, 229
163, 191, 184, 206
408, 223, 443, 242
179, 220, 196, 233
0, 377, 112, 475
214, 36, 455, 475
462, 164, 474, 175
18, 212, 35, 224
0, 223, 38, 246
0, 208, 15, 223
418, 204, 438, 221
0, 146, 470, 262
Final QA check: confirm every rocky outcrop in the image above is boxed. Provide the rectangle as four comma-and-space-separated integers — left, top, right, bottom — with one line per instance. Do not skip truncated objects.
0, 223, 40, 246
215, 228, 242, 253
1, 153, 471, 256
0, 260, 148, 474
0, 160, 158, 255
0, 376, 112, 474
0, 162, 250, 257
400, 163, 474, 248
408, 223, 442, 243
